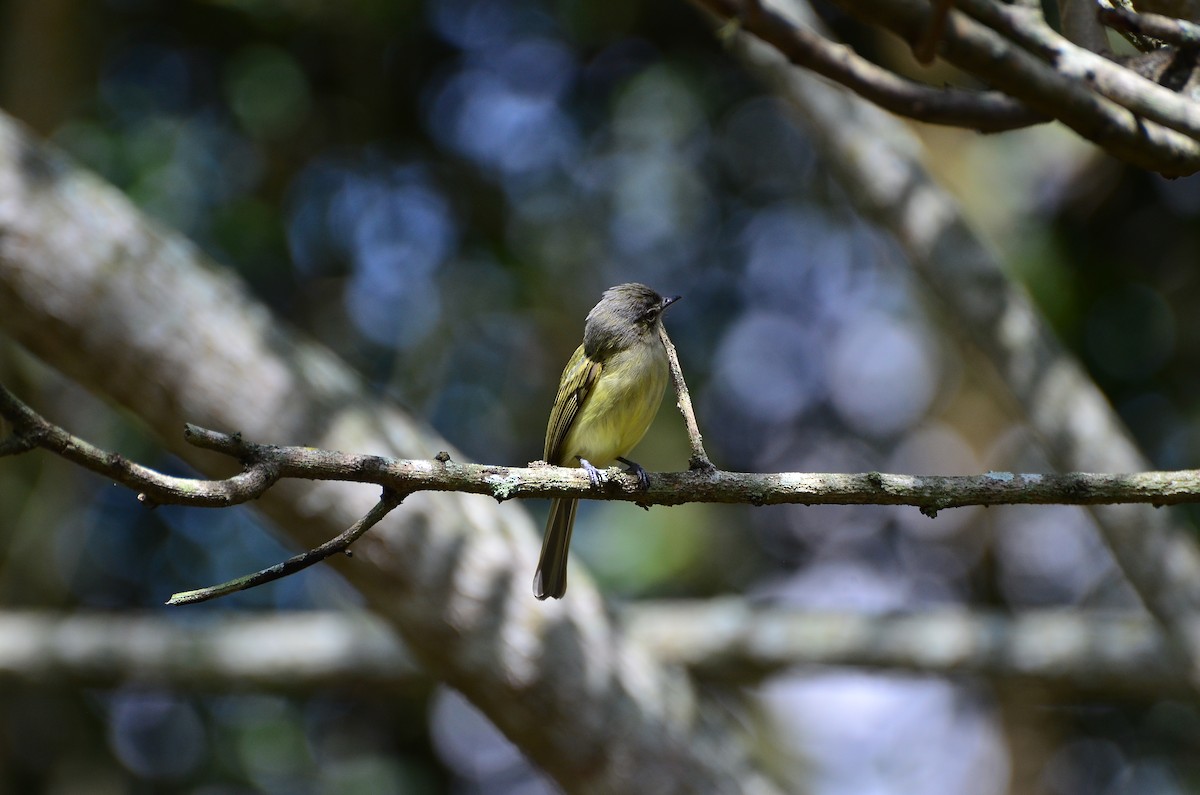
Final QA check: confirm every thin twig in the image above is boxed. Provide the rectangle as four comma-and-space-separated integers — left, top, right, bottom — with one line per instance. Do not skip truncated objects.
167, 490, 404, 605
659, 325, 715, 471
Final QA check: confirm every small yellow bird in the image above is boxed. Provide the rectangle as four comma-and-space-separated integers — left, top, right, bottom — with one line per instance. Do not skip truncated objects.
534, 283, 680, 599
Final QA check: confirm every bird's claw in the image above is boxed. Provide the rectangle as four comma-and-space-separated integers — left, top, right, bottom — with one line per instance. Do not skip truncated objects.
579, 458, 605, 488
617, 457, 650, 490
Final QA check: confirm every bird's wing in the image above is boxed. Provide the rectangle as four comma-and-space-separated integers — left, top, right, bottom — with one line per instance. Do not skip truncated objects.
544, 345, 602, 465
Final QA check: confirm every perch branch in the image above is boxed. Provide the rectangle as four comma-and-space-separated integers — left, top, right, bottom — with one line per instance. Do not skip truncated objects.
8, 383, 1200, 512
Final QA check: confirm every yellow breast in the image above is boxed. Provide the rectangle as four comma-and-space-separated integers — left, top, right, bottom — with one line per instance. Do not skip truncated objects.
561, 343, 668, 467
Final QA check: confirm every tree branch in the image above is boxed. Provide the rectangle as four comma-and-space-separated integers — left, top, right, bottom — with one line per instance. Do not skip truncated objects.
8, 383, 1200, 519
0, 384, 280, 507
914, 0, 957, 64
0, 607, 1189, 698
1098, 4, 1200, 49
875, 0, 1200, 172
166, 492, 405, 605
0, 610, 426, 694
688, 0, 1200, 173
627, 601, 1192, 697
689, 0, 1046, 132
958, 0, 1200, 139
12, 377, 1200, 609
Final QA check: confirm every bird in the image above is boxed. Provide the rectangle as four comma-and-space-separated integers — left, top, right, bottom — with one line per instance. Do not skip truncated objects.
534, 283, 680, 599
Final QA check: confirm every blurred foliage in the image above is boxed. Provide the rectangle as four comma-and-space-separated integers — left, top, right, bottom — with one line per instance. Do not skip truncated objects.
3, 0, 1200, 792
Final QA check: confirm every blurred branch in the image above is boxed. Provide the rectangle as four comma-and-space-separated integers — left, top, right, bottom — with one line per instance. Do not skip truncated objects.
691, 0, 1045, 132
958, 0, 1200, 138
628, 601, 1193, 697
848, 0, 1200, 174
691, 0, 1200, 175
0, 611, 426, 695
715, 0, 1200, 688
0, 607, 1190, 698
0, 112, 779, 795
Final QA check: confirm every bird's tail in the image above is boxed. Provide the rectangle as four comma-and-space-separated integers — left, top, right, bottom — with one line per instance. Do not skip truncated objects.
534, 498, 578, 599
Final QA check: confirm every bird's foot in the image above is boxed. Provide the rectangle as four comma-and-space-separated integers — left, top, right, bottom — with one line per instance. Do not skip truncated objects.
578, 457, 605, 488
617, 456, 650, 490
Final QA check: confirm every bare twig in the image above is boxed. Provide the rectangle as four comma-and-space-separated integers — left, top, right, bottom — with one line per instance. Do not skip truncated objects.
659, 325, 715, 471
167, 491, 404, 605
689, 0, 1045, 132
0, 384, 280, 507
1, 383, 409, 606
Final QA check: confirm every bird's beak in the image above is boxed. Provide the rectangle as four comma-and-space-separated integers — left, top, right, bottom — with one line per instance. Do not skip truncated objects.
662, 294, 682, 310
